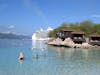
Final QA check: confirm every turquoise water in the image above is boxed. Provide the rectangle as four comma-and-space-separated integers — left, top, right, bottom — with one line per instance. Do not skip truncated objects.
0, 39, 100, 75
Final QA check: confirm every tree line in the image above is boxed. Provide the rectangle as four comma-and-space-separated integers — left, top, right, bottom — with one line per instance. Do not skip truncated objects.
48, 21, 100, 37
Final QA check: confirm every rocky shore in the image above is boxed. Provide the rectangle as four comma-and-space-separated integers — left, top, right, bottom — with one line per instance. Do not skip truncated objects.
46, 38, 100, 49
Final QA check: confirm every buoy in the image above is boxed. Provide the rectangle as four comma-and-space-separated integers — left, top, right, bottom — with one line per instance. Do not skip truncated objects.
19, 60, 23, 64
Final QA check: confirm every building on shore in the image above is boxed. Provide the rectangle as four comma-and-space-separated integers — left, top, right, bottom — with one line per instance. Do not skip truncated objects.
71, 30, 86, 44
56, 27, 86, 44
56, 27, 73, 41
89, 34, 100, 46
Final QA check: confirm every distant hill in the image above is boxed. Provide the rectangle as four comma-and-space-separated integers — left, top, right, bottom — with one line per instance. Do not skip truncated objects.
0, 32, 31, 39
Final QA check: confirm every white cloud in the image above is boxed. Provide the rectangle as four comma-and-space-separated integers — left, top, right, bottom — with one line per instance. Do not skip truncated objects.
91, 15, 100, 18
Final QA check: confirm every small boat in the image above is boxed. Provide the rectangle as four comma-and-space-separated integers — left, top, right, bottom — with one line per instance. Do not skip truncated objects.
19, 52, 24, 60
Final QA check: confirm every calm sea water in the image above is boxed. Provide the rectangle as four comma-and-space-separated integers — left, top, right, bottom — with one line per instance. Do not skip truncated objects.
0, 39, 100, 75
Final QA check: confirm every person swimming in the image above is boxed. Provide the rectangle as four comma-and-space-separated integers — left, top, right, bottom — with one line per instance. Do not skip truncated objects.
19, 52, 24, 60
34, 53, 38, 59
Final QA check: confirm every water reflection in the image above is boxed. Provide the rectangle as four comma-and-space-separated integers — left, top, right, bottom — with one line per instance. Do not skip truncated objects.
32, 40, 46, 49
47, 45, 100, 63
57, 47, 62, 56
31, 40, 100, 75
0, 39, 100, 75
69, 49, 88, 61
19, 60, 23, 64
32, 40, 36, 50
32, 40, 47, 59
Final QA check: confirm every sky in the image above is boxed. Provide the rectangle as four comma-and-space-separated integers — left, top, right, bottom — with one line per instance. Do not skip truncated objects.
0, 0, 100, 35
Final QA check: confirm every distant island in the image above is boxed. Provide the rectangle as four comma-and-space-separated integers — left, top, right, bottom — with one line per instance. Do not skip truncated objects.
0, 32, 31, 39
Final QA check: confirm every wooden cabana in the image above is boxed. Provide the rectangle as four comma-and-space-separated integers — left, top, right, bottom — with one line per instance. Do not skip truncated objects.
89, 35, 100, 46
71, 31, 86, 44
56, 27, 73, 41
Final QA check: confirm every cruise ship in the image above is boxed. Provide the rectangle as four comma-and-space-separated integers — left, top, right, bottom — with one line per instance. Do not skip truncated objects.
32, 27, 53, 41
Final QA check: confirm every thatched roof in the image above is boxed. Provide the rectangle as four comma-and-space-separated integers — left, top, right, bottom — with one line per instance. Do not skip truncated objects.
71, 30, 85, 34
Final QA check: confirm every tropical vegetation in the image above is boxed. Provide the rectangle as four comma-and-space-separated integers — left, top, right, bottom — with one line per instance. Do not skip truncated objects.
48, 21, 100, 37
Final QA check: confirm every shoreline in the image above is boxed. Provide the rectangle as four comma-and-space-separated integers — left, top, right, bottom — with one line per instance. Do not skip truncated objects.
46, 38, 100, 49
